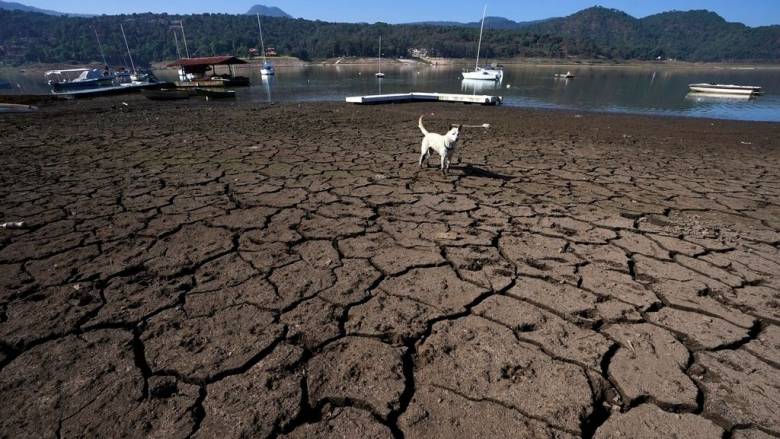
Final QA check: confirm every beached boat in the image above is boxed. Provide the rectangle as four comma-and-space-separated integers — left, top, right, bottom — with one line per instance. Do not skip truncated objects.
0, 103, 38, 113
256, 14, 275, 75
688, 83, 762, 95
142, 88, 191, 100
51, 81, 167, 98
375, 36, 385, 78
194, 88, 236, 99
462, 5, 502, 81
46, 68, 114, 92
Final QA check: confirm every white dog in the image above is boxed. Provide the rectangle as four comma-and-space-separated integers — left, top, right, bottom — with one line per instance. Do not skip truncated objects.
418, 115, 461, 174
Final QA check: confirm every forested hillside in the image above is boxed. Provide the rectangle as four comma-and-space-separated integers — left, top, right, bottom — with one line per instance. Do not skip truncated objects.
0, 6, 777, 66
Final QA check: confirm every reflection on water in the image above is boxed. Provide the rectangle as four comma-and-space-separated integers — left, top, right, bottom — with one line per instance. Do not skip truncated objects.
684, 92, 753, 103
3, 64, 779, 121
260, 75, 274, 103
461, 78, 503, 94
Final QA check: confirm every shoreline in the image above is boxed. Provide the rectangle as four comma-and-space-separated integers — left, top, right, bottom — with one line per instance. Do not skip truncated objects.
2, 93, 778, 124
5, 57, 780, 73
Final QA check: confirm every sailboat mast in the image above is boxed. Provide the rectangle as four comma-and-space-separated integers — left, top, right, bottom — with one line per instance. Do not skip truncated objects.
257, 13, 267, 64
180, 21, 190, 58
476, 4, 486, 69
378, 36, 381, 72
94, 28, 108, 67
120, 24, 136, 75
173, 30, 182, 60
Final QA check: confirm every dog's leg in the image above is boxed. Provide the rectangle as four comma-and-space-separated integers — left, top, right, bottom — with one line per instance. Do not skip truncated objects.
419, 140, 429, 168
440, 154, 446, 174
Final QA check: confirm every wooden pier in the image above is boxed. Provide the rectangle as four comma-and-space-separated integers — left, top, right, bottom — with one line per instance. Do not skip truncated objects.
346, 92, 502, 106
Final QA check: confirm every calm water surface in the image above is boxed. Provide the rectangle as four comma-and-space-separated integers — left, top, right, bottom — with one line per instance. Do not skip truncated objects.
4, 64, 779, 122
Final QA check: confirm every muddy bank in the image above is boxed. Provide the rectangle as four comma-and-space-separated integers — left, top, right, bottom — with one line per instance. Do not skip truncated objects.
0, 99, 779, 437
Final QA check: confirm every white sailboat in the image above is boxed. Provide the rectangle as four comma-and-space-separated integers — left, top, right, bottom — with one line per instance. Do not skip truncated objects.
462, 5, 502, 81
375, 36, 385, 78
256, 13, 275, 75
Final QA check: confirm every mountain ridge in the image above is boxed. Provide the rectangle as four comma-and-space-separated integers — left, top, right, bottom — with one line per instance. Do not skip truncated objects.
0, 0, 92, 17
245, 5, 291, 18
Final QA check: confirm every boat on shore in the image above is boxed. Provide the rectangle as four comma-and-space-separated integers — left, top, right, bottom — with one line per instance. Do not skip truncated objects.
194, 88, 236, 99
0, 103, 38, 113
462, 5, 502, 81
142, 88, 192, 100
688, 83, 762, 95
46, 68, 114, 92
51, 81, 172, 98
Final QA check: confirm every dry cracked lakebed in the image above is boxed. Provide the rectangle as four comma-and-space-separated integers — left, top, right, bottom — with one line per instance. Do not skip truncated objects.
0, 97, 779, 438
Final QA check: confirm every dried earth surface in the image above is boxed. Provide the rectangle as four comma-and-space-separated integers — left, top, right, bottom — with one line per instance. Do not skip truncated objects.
1, 97, 779, 438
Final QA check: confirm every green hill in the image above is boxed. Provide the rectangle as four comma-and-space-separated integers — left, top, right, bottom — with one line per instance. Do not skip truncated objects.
0, 7, 777, 66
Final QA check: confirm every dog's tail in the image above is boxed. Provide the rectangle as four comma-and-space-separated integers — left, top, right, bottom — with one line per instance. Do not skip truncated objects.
418, 115, 429, 136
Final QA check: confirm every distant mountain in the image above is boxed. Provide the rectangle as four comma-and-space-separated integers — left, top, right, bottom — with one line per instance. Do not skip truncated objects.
0, 0, 91, 16
408, 16, 553, 29
246, 5, 291, 18
522, 6, 780, 61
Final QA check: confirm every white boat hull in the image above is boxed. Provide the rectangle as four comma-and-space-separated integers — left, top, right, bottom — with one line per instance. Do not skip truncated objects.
688, 83, 762, 95
261, 69, 275, 76
462, 69, 502, 81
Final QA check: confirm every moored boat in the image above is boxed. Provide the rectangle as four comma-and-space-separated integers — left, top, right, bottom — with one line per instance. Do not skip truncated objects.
554, 71, 575, 79
688, 83, 762, 95
256, 14, 275, 76
375, 36, 385, 78
462, 5, 503, 81
169, 56, 250, 87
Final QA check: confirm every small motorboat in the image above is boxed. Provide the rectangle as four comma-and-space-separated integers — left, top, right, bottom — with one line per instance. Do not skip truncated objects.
554, 71, 575, 79
194, 88, 236, 99
142, 88, 191, 100
688, 83, 762, 95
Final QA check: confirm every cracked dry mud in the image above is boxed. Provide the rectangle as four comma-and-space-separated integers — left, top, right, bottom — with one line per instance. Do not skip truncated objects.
1, 97, 779, 438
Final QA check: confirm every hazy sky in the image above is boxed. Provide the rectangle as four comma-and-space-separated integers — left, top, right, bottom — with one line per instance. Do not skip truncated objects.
21, 0, 780, 26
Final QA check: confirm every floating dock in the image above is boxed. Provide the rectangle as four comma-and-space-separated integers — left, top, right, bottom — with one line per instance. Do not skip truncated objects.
346, 92, 502, 106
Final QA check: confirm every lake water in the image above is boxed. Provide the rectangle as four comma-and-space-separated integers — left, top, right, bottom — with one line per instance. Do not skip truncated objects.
4, 64, 779, 122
